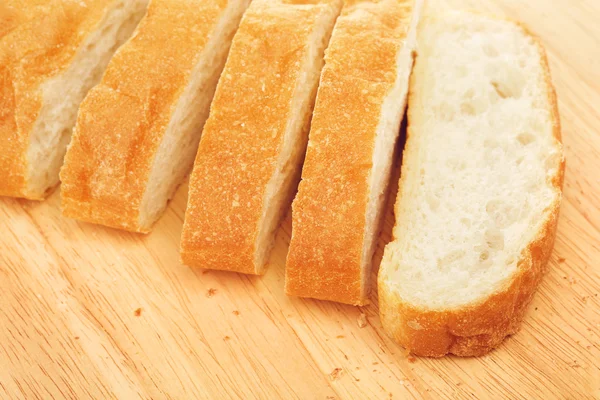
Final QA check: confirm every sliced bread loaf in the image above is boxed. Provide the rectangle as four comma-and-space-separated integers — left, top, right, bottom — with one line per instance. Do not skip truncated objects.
285, 0, 422, 305
181, 0, 343, 274
0, 0, 148, 200
378, 10, 565, 356
60, 0, 250, 232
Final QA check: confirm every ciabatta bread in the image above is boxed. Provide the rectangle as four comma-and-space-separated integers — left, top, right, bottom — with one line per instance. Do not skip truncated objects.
60, 0, 250, 233
0, 0, 148, 200
180, 0, 343, 274
285, 0, 422, 305
378, 10, 565, 357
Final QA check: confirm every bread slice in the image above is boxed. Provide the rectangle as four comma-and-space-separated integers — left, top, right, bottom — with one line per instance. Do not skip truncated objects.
284, 0, 422, 305
0, 0, 148, 200
378, 10, 565, 357
60, 0, 250, 233
180, 0, 343, 274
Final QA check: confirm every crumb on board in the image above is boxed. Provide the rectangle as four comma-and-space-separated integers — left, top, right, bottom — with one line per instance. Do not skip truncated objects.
336, 335, 345, 339
134, 308, 142, 317
207, 288, 217, 298
223, 336, 231, 341
329, 368, 343, 381
407, 355, 417, 363
74, 336, 80, 340
357, 313, 368, 328
232, 310, 240, 316
582, 295, 595, 303
456, 382, 462, 386
558, 257, 566, 263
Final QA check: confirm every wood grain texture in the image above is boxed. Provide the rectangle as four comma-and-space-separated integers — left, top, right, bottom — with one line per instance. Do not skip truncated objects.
0, 0, 598, 398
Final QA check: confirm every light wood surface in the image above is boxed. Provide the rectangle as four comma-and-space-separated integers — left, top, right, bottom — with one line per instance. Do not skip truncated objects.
1, 0, 599, 398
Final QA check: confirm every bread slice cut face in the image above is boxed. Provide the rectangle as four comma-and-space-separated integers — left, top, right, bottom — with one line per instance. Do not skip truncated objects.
378, 10, 565, 357
285, 0, 422, 305
0, 0, 149, 200
60, 0, 251, 232
180, 0, 343, 275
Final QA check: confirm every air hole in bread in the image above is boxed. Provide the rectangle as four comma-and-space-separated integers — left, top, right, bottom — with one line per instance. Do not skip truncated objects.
517, 132, 536, 146
460, 102, 476, 115
463, 88, 475, 100
516, 156, 525, 165
491, 81, 509, 98
483, 43, 499, 58
497, 78, 524, 99
434, 102, 456, 121
485, 228, 505, 251
479, 250, 490, 262
462, 88, 489, 115
490, 67, 525, 99
426, 192, 440, 210
438, 250, 466, 268
486, 199, 518, 228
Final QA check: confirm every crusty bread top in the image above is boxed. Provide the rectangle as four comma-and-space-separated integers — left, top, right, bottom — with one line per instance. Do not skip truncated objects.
0, 0, 123, 199
285, 0, 416, 305
180, 0, 343, 274
60, 0, 234, 232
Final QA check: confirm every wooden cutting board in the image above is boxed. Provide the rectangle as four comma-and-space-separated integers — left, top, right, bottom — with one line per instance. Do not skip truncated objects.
1, 0, 598, 398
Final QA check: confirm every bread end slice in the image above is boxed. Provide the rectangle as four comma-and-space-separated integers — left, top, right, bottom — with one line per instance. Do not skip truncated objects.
378, 11, 564, 357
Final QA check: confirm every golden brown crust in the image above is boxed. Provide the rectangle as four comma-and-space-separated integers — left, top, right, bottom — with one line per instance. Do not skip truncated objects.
0, 0, 121, 200
284, 0, 416, 305
60, 0, 232, 232
378, 20, 565, 357
180, 0, 342, 274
